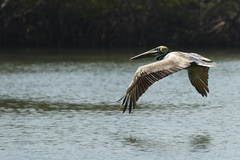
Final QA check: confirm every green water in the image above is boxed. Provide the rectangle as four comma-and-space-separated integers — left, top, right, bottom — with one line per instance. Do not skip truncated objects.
0, 48, 240, 160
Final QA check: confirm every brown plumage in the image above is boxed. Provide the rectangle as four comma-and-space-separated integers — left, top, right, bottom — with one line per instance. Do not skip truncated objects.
118, 46, 216, 114
188, 66, 210, 97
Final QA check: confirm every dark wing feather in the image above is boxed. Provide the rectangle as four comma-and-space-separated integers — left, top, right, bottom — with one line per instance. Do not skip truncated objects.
118, 53, 191, 114
188, 67, 210, 97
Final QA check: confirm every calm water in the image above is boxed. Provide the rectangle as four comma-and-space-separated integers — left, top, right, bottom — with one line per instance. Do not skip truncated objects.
0, 48, 240, 160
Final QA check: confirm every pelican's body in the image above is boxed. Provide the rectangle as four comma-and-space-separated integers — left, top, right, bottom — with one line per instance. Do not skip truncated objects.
118, 46, 216, 114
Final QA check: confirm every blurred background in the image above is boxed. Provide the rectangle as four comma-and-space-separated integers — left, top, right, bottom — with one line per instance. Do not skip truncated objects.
1, 0, 240, 48
1, 1, 240, 160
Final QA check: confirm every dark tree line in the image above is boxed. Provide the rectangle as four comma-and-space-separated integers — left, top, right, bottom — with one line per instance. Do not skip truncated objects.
1, 0, 240, 48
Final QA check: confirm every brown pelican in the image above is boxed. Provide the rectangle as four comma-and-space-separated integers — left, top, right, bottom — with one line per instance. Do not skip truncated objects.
118, 46, 216, 114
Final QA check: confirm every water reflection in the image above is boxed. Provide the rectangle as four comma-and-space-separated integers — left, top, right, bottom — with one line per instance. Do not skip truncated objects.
0, 48, 240, 159
0, 99, 119, 113
122, 136, 162, 153
189, 134, 211, 152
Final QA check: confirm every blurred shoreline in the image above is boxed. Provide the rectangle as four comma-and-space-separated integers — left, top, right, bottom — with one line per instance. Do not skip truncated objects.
1, 0, 240, 48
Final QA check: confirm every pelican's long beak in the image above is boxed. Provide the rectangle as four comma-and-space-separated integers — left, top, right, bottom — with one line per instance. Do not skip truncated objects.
130, 48, 159, 60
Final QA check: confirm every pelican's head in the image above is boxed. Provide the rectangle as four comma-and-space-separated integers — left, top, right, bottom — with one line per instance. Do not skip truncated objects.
130, 46, 170, 60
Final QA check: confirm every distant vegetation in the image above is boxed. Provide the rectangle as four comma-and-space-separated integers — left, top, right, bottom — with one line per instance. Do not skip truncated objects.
1, 0, 240, 48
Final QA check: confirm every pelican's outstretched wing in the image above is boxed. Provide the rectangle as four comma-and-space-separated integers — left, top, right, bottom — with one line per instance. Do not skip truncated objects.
188, 67, 210, 97
118, 52, 191, 114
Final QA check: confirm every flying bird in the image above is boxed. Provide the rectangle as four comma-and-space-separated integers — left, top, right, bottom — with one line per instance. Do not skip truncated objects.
118, 46, 216, 114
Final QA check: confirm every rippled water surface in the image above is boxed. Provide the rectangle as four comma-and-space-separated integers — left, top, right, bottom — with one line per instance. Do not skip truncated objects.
0, 48, 240, 160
